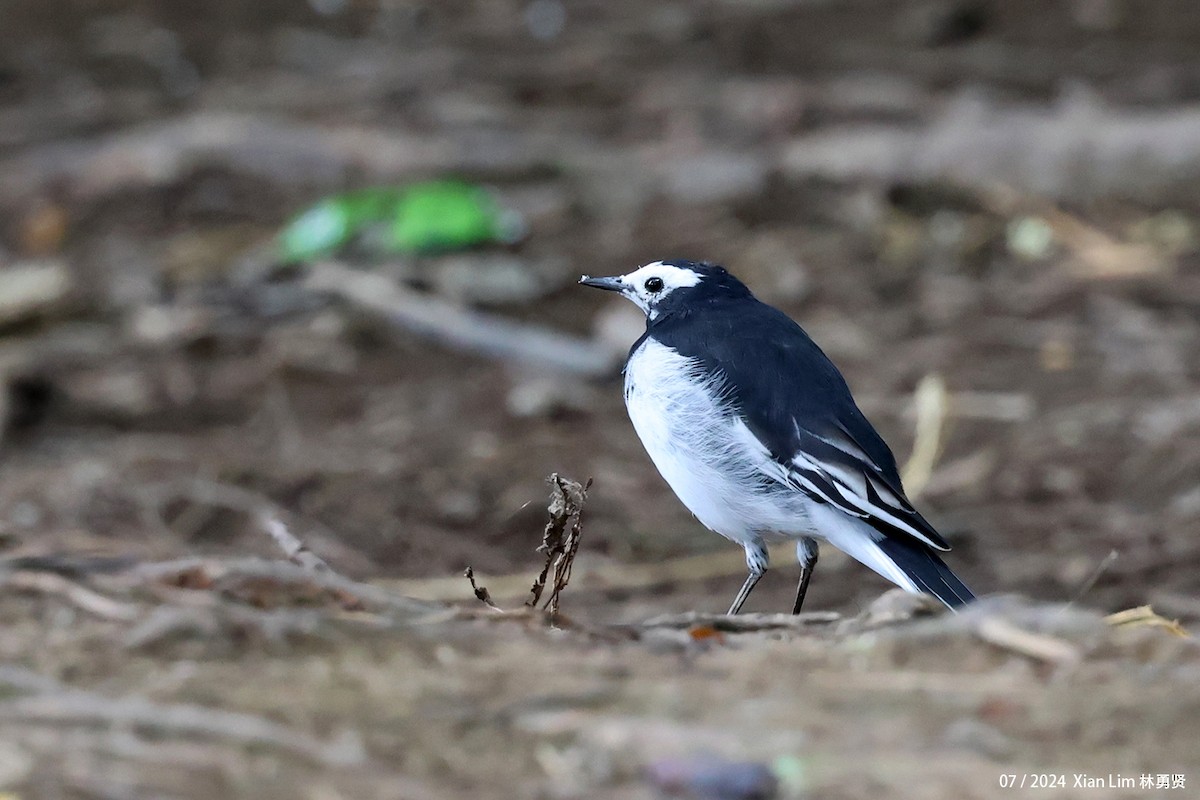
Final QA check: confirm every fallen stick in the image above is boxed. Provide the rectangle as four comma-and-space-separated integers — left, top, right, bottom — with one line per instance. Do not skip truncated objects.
126, 557, 438, 617
0, 570, 142, 622
806, 668, 1028, 697
260, 515, 333, 574
984, 185, 1169, 278
138, 478, 361, 581
781, 92, 1200, 202
635, 610, 841, 631
90, 729, 440, 800
0, 665, 68, 694
386, 544, 850, 602
973, 616, 1081, 665
0, 111, 454, 202
122, 601, 392, 651
0, 692, 365, 767
1065, 549, 1119, 608
900, 373, 948, 499
139, 477, 337, 542
305, 262, 621, 377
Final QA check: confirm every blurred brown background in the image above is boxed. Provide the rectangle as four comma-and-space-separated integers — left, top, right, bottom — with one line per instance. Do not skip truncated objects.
1, 2, 1198, 798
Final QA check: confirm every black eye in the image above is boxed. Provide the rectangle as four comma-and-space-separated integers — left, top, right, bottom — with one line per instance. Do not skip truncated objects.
644, 277, 665, 293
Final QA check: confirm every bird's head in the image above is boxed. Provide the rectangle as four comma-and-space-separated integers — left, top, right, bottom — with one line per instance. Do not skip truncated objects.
579, 260, 750, 320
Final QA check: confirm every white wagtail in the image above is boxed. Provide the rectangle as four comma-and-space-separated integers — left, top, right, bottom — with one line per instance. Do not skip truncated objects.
581, 260, 974, 614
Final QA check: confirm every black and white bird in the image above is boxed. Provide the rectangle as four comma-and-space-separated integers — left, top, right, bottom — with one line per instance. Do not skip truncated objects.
580, 260, 974, 614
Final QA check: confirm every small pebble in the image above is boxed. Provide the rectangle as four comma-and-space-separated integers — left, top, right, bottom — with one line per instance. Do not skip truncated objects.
525, 0, 566, 40
0, 260, 72, 326
942, 717, 1016, 761
1006, 216, 1056, 261
646, 755, 778, 800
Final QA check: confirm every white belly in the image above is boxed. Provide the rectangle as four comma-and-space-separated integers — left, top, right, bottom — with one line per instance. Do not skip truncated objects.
623, 338, 813, 543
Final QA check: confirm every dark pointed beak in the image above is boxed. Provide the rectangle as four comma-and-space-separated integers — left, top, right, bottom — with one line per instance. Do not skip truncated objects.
579, 275, 625, 292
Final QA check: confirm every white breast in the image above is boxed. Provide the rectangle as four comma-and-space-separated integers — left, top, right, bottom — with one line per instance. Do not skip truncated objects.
623, 338, 813, 544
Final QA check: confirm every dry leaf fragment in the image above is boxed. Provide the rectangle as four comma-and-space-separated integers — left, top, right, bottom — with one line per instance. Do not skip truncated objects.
1104, 605, 1190, 638
686, 624, 726, 643
527, 474, 591, 618
464, 566, 500, 610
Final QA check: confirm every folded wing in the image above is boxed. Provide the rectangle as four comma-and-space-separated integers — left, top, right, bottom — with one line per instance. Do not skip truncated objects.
777, 420, 950, 551
670, 300, 951, 553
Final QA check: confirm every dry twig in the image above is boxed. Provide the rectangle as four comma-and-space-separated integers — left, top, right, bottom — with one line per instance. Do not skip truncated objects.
306, 263, 620, 377
139, 478, 375, 608
983, 186, 1169, 278
0, 111, 455, 202
901, 373, 948, 499
0, 692, 365, 767
1066, 549, 1119, 607
139, 477, 340, 549
526, 475, 591, 617
0, 570, 142, 622
391, 542, 849, 602
635, 610, 841, 632
125, 557, 437, 617
464, 566, 500, 610
973, 616, 1082, 665
123, 601, 391, 651
0, 665, 67, 694
260, 514, 333, 574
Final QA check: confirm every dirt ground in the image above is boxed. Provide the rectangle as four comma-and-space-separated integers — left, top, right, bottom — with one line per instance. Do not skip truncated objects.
1, 1, 1199, 798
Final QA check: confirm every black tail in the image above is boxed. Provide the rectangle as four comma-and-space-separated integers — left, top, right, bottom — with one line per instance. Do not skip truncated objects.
875, 536, 975, 609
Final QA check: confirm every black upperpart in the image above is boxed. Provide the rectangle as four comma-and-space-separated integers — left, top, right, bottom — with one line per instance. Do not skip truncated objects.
660, 260, 751, 294
607, 259, 974, 606
630, 261, 907, 503
650, 260, 754, 319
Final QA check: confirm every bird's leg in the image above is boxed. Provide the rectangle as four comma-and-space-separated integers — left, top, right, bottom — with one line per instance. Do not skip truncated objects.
727, 541, 768, 615
791, 537, 819, 615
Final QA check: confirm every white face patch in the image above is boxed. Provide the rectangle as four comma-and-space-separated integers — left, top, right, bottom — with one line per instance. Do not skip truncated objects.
618, 261, 703, 318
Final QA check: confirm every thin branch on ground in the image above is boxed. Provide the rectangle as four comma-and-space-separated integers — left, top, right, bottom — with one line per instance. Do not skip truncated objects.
138, 477, 339, 547
901, 373, 948, 499
387, 541, 835, 602
123, 557, 439, 617
633, 610, 842, 632
260, 514, 333, 574
0, 111, 459, 203
0, 691, 366, 767
305, 262, 620, 377
983, 186, 1169, 279
973, 616, 1082, 665
0, 570, 142, 621
0, 665, 69, 694
123, 601, 391, 651
1065, 549, 1119, 608
137, 478, 380, 609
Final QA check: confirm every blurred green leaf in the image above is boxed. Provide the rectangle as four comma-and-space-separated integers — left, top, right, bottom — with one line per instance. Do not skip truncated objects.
279, 181, 521, 263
